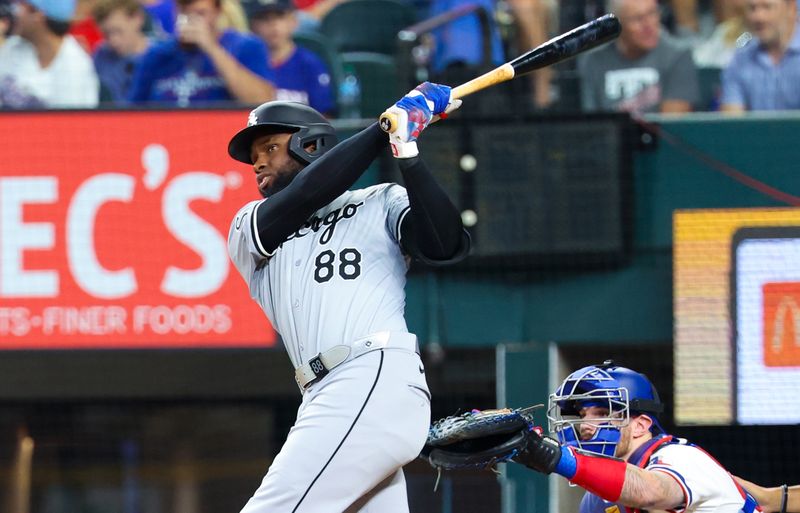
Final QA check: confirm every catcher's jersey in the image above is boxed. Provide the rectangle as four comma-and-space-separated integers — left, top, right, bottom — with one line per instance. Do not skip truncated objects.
579, 438, 755, 513
228, 183, 411, 368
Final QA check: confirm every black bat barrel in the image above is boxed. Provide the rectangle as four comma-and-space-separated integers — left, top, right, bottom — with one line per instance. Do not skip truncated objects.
510, 14, 621, 75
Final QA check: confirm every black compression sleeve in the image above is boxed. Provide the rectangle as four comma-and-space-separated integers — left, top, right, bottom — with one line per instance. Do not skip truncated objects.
398, 155, 467, 262
255, 123, 387, 253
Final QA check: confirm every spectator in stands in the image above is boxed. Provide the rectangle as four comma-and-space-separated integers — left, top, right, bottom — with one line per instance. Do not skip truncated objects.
693, 0, 750, 68
284, 0, 343, 32
577, 0, 699, 114
218, 0, 248, 31
506, 0, 555, 108
669, 0, 733, 40
71, 0, 105, 52
720, 0, 800, 112
92, 0, 151, 104
139, 0, 247, 36
139, 0, 175, 36
0, 1, 13, 48
429, 0, 505, 75
247, 0, 334, 115
128, 0, 275, 107
0, 0, 99, 109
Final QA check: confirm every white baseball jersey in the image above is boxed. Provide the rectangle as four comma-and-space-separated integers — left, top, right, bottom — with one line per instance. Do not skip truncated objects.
643, 441, 751, 512
580, 438, 756, 513
228, 183, 411, 367
230, 184, 430, 513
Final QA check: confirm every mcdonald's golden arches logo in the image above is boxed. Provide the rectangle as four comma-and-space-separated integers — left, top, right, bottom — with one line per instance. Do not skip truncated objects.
763, 282, 800, 367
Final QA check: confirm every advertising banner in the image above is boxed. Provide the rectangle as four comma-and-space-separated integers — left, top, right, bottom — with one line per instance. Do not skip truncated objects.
0, 110, 276, 349
674, 208, 800, 425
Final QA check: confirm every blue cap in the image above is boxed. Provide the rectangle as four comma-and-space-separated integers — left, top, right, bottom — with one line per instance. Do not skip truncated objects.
27, 0, 76, 22
0, 0, 13, 20
245, 0, 295, 18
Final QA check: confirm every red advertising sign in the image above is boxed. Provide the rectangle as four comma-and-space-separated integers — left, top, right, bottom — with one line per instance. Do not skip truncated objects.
0, 110, 276, 349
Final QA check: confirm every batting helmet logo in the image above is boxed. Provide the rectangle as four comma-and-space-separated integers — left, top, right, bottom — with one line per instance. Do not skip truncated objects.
247, 110, 259, 127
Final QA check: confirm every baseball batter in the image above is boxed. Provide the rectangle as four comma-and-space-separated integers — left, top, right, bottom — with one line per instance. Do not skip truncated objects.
226, 84, 468, 513
516, 361, 761, 513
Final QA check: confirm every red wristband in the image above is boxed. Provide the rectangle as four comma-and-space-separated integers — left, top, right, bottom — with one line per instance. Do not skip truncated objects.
570, 449, 627, 502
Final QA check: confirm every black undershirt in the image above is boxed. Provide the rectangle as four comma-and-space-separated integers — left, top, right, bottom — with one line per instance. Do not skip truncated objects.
255, 122, 469, 263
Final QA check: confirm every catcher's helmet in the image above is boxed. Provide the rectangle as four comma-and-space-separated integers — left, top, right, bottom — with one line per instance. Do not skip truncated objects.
228, 101, 338, 165
547, 360, 663, 457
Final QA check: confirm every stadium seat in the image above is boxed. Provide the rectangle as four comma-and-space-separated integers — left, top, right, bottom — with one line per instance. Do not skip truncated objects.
319, 0, 417, 55
340, 52, 401, 118
293, 30, 346, 111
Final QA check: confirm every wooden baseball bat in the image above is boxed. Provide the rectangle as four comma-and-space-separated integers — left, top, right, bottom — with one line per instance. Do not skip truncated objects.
378, 13, 622, 133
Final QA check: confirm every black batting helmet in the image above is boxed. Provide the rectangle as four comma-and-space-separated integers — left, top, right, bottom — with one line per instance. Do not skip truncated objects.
228, 101, 338, 165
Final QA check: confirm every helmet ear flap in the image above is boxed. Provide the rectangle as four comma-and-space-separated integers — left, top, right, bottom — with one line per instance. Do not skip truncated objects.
287, 126, 340, 165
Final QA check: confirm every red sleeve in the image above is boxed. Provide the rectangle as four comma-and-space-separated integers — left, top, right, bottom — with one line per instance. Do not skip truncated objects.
570, 449, 628, 503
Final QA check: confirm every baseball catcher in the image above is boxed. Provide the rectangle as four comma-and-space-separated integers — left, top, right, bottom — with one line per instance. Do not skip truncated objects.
518, 361, 760, 512
422, 361, 764, 512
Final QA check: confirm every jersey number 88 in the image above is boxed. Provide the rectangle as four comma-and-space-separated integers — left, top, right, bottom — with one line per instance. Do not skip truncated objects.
314, 248, 362, 283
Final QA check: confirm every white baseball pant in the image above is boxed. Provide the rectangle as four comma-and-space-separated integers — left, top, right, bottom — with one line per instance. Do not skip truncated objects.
240, 347, 431, 513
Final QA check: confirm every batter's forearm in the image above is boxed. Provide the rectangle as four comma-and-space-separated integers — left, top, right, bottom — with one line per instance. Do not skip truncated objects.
295, 123, 387, 207
255, 123, 388, 252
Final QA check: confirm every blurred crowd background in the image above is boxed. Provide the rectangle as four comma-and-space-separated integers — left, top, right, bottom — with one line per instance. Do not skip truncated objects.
0, 0, 798, 115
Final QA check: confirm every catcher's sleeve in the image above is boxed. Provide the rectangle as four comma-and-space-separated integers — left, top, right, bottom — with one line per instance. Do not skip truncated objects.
516, 433, 627, 503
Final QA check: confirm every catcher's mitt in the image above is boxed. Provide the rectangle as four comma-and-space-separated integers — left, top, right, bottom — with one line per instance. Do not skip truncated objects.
420, 405, 542, 472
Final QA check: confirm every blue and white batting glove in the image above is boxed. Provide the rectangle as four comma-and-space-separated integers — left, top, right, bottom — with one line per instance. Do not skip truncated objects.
386, 82, 462, 158
415, 82, 454, 116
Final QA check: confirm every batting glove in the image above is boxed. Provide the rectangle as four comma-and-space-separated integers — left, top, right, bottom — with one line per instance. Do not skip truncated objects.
386, 83, 462, 159
415, 81, 462, 124
414, 82, 455, 116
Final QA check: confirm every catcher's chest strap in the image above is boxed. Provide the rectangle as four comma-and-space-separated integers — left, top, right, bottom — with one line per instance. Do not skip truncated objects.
294, 331, 419, 391
629, 435, 673, 469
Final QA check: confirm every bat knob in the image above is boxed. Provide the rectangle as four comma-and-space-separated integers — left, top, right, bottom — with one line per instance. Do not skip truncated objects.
379, 112, 397, 134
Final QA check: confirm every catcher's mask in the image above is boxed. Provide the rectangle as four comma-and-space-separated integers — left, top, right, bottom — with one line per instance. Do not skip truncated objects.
547, 360, 663, 457
228, 101, 338, 165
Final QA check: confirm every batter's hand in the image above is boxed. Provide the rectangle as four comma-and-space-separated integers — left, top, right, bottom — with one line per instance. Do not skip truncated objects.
414, 82, 461, 117
385, 83, 462, 159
